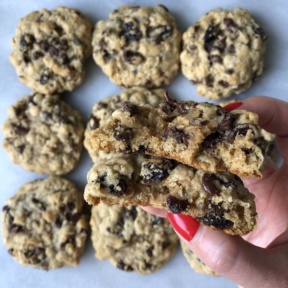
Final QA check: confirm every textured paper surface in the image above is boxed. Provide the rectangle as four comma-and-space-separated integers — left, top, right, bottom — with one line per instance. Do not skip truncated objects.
0, 1, 287, 288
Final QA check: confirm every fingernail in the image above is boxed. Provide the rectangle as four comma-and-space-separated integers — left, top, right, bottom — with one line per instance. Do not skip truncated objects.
167, 213, 200, 242
223, 101, 243, 111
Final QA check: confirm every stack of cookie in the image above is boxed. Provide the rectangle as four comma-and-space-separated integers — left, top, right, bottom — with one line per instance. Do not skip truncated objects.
2, 7, 93, 270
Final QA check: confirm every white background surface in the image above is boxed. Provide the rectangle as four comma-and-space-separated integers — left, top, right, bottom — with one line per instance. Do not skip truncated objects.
0, 1, 287, 288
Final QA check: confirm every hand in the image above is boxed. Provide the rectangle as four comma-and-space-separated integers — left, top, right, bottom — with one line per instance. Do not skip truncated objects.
143, 96, 288, 288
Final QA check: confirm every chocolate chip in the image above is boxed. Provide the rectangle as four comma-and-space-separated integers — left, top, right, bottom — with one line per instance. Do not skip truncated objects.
89, 116, 100, 130
204, 25, 219, 52
161, 91, 177, 114
202, 131, 222, 149
146, 246, 154, 257
16, 144, 25, 154
140, 159, 175, 184
166, 195, 189, 214
216, 37, 227, 51
242, 147, 253, 154
123, 102, 138, 116
121, 22, 142, 41
163, 127, 190, 146
124, 206, 138, 220
254, 27, 268, 40
20, 34, 35, 50
32, 198, 46, 211
224, 18, 237, 29
117, 260, 134, 271
54, 217, 63, 228
23, 54, 30, 64
204, 74, 214, 86
9, 223, 24, 234
32, 51, 43, 60
209, 55, 222, 63
40, 74, 49, 85
54, 24, 64, 35
218, 112, 232, 130
59, 54, 69, 65
48, 46, 59, 57
13, 124, 29, 135
59, 38, 68, 47
225, 124, 253, 143
218, 80, 229, 88
202, 173, 220, 195
197, 205, 234, 230
224, 70, 234, 76
148, 25, 173, 44
123, 50, 144, 65
226, 44, 235, 54
200, 120, 209, 126
40, 41, 50, 52
162, 241, 171, 250
113, 127, 133, 142
71, 212, 82, 224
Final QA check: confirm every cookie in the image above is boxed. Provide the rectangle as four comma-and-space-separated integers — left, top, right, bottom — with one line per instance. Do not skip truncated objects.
2, 92, 84, 175
85, 152, 257, 235
10, 7, 92, 94
84, 87, 165, 162
84, 92, 265, 178
219, 99, 277, 161
2, 176, 89, 270
180, 8, 267, 99
92, 5, 181, 88
90, 203, 178, 274
180, 240, 218, 276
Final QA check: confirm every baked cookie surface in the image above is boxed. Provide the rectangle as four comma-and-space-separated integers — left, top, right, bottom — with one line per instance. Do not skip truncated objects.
2, 93, 84, 175
90, 203, 178, 274
180, 240, 218, 276
10, 6, 92, 94
180, 8, 267, 99
84, 87, 164, 162
85, 93, 265, 178
85, 153, 257, 235
2, 176, 89, 270
92, 5, 181, 88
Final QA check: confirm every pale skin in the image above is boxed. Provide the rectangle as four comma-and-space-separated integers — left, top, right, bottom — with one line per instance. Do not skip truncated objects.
143, 96, 288, 288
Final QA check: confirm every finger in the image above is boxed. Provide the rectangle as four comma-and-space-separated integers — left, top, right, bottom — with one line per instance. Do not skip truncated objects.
168, 213, 288, 288
140, 206, 167, 218
240, 96, 288, 161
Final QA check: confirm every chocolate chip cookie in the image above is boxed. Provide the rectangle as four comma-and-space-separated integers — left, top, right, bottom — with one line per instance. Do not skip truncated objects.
180, 8, 267, 99
90, 203, 178, 274
2, 93, 84, 175
84, 87, 165, 162
85, 152, 257, 235
92, 5, 181, 88
10, 7, 92, 94
180, 240, 218, 276
2, 176, 89, 270
84, 92, 265, 178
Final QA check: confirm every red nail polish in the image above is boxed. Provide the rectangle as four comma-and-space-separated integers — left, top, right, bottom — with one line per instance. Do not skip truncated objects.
223, 101, 243, 111
167, 213, 200, 242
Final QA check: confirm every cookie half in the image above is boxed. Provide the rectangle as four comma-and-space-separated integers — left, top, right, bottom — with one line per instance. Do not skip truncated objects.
181, 8, 267, 99
2, 176, 90, 270
90, 203, 178, 274
10, 6, 92, 94
2, 93, 84, 175
92, 5, 181, 88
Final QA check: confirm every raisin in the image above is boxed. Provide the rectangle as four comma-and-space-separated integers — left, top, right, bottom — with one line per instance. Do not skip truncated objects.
204, 74, 214, 86
54, 217, 63, 228
254, 27, 268, 40
202, 173, 220, 195
123, 102, 138, 116
121, 22, 142, 41
15, 145, 25, 154
40, 41, 50, 52
40, 74, 49, 85
97, 174, 128, 197
226, 44, 235, 54
202, 131, 222, 149
9, 224, 24, 234
140, 159, 175, 184
209, 55, 222, 63
218, 80, 229, 88
242, 147, 253, 154
123, 50, 144, 65
20, 34, 35, 50
148, 25, 173, 44
146, 246, 154, 257
224, 18, 237, 29
32, 51, 43, 60
113, 127, 133, 142
163, 127, 190, 146
13, 124, 29, 135
166, 195, 189, 214
89, 116, 100, 130
40, 111, 52, 122
152, 216, 164, 225
117, 259, 134, 271
48, 46, 59, 57
71, 212, 82, 224
32, 198, 46, 211
204, 25, 219, 52
225, 69, 234, 74
124, 206, 138, 220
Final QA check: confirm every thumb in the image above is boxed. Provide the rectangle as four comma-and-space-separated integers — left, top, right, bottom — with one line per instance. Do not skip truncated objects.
167, 214, 287, 288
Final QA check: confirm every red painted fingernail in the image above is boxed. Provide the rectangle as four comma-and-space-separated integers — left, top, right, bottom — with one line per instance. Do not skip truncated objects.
167, 213, 200, 242
223, 101, 243, 111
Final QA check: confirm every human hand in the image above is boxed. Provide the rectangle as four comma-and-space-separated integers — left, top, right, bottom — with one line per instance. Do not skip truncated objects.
143, 96, 288, 288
